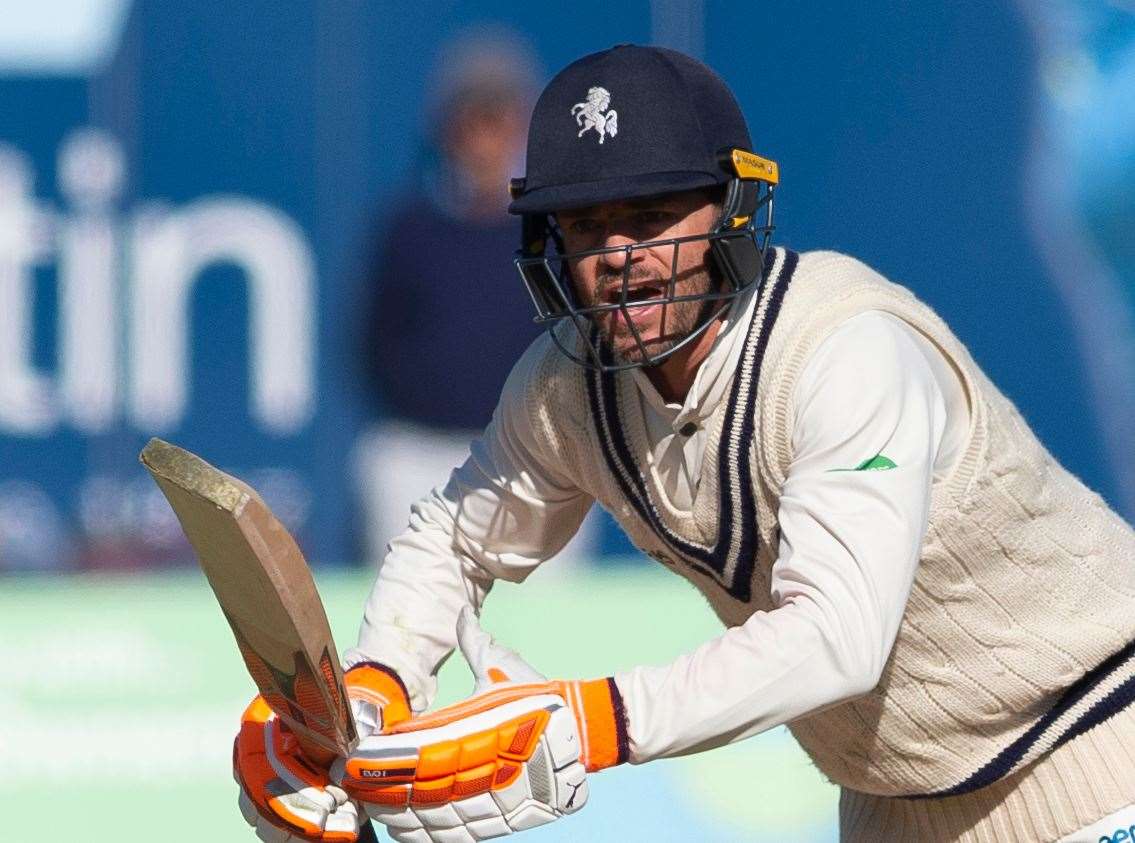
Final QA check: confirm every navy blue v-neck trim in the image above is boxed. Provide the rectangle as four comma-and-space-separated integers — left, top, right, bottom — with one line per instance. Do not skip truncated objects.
587, 248, 799, 602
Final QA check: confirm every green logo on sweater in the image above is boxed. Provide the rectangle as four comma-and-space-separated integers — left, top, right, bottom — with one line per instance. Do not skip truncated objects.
830, 454, 897, 472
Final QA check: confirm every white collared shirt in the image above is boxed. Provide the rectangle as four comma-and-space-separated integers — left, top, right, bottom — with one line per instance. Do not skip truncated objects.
629, 287, 752, 511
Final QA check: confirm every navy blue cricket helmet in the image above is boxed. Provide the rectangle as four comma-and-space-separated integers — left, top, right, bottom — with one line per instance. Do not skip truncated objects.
509, 44, 779, 371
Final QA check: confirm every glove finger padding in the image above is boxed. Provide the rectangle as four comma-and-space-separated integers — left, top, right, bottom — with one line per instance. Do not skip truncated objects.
333, 610, 628, 840
235, 696, 361, 842
239, 789, 360, 843
455, 607, 628, 773
337, 690, 588, 839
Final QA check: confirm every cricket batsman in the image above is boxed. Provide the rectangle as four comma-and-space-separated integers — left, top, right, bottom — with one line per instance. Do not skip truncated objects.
234, 45, 1135, 842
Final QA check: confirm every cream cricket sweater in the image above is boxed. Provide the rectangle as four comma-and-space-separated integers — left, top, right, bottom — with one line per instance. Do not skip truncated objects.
350, 247, 1135, 840
523, 248, 1135, 839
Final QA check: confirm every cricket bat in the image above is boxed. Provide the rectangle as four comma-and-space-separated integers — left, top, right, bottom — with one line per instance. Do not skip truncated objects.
140, 437, 357, 766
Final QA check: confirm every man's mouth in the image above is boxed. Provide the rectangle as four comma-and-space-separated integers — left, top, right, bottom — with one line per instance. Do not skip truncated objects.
603, 282, 666, 306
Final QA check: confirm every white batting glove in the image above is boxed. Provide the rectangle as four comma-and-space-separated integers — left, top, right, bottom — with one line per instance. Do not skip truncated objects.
334, 608, 626, 841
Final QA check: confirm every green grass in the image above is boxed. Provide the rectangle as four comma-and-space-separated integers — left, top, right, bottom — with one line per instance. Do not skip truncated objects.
0, 563, 836, 841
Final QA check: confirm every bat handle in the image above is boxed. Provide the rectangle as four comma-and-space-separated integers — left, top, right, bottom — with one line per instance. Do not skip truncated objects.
296, 735, 339, 768
358, 820, 381, 842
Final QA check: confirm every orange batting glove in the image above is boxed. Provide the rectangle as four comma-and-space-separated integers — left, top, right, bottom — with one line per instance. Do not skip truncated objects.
334, 608, 628, 841
234, 663, 412, 842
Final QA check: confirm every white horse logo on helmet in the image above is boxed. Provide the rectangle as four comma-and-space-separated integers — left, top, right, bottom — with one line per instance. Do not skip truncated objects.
571, 86, 618, 144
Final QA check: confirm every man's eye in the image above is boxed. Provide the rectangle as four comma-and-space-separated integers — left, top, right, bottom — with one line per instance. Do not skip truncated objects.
568, 219, 603, 235
636, 211, 672, 226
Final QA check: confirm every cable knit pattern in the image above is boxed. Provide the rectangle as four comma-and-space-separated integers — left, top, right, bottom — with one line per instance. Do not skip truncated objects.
839, 705, 1135, 841
526, 248, 1135, 839
760, 251, 1135, 792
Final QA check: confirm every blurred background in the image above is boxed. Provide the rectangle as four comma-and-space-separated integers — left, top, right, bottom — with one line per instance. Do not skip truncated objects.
1, 0, 1133, 840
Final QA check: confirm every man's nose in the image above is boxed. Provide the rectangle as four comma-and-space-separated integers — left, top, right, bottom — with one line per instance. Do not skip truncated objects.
598, 231, 638, 271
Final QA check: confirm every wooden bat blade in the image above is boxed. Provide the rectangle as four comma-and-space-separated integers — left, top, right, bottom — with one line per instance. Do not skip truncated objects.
140, 437, 356, 762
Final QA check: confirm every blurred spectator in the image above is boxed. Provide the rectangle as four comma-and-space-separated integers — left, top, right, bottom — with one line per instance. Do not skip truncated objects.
364, 28, 540, 429
354, 28, 597, 569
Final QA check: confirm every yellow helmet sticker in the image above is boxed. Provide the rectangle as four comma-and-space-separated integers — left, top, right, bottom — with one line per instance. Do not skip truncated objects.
729, 149, 779, 184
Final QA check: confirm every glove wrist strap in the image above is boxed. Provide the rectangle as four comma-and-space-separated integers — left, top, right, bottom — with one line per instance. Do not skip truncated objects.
568, 677, 630, 772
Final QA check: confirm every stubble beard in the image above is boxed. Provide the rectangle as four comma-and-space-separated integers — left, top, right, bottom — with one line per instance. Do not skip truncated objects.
592, 265, 720, 365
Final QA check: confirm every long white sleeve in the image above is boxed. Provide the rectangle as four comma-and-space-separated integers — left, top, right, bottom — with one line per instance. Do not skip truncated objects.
344, 341, 594, 711
614, 312, 956, 762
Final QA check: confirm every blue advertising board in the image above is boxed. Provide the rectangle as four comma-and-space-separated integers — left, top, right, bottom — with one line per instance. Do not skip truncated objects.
0, 0, 1130, 571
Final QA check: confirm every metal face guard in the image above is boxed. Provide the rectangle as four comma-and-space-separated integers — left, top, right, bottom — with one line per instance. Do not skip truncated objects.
514, 183, 774, 372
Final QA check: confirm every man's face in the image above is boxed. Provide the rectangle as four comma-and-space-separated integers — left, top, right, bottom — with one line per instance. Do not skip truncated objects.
555, 190, 722, 363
